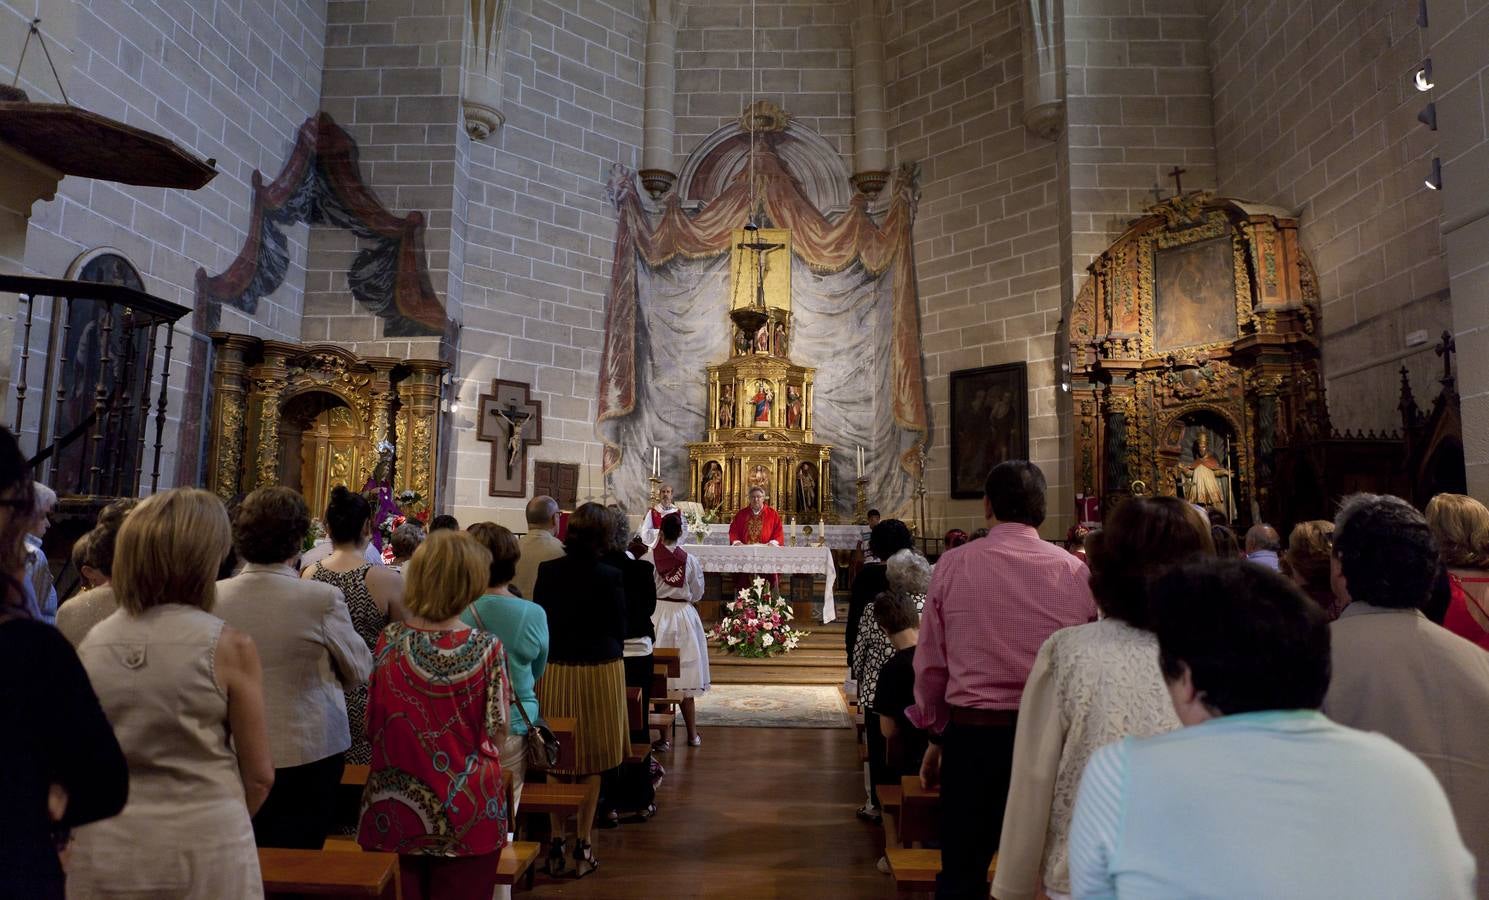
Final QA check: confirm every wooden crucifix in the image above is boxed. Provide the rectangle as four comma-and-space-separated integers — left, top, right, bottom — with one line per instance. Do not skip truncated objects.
1168, 166, 1187, 195
476, 379, 542, 497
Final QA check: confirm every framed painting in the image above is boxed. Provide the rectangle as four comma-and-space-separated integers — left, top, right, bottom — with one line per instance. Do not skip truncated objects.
949, 362, 1028, 499
1153, 234, 1237, 351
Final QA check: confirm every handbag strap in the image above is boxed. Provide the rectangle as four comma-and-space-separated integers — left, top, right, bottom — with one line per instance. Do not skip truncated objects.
468, 602, 539, 732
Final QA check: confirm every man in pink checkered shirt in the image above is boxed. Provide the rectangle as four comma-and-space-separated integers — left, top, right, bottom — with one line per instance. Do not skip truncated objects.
909, 460, 1096, 899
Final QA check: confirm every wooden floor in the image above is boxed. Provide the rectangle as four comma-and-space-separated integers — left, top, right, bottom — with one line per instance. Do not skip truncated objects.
524, 726, 895, 898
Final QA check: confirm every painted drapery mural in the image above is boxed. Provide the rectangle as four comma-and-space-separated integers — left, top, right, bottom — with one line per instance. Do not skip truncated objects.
596, 147, 928, 515
195, 112, 446, 336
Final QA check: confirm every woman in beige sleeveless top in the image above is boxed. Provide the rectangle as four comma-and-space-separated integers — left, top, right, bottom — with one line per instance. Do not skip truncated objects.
69, 489, 274, 899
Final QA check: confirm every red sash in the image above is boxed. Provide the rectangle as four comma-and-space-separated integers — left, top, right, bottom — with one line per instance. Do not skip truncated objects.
653, 542, 688, 587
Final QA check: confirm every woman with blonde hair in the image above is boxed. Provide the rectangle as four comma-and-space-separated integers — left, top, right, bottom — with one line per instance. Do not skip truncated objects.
358, 530, 510, 900
1281, 520, 1344, 619
1425, 493, 1489, 650
69, 488, 274, 899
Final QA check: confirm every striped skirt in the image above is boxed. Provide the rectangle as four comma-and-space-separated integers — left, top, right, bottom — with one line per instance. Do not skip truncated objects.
535, 658, 628, 776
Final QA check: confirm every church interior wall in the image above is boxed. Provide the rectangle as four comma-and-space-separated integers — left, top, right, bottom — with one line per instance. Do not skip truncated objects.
1208, 0, 1450, 435
6, 0, 328, 486
885, 0, 1070, 537
1431, 3, 1489, 497
305, 0, 468, 360
671, 0, 856, 174
444, 0, 647, 529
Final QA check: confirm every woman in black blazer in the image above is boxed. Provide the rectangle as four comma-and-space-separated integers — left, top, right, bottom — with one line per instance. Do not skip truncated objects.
532, 502, 627, 878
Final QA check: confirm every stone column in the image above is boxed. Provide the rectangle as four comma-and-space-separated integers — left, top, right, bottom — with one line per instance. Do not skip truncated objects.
1019, 0, 1064, 140
205, 333, 257, 500
639, 0, 678, 199
850, 0, 889, 197
462, 0, 510, 140
395, 360, 448, 510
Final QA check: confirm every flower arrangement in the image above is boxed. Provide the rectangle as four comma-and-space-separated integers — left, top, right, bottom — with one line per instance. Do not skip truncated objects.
301, 519, 326, 554
683, 508, 710, 544
709, 578, 809, 658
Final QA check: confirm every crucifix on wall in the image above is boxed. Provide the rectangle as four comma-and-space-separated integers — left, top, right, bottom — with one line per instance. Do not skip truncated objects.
476, 379, 542, 497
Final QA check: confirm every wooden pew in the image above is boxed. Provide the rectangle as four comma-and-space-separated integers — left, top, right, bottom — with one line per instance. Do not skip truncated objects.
260, 847, 400, 898
884, 849, 997, 895
319, 837, 540, 889
653, 646, 681, 677
898, 775, 939, 848
341, 715, 577, 784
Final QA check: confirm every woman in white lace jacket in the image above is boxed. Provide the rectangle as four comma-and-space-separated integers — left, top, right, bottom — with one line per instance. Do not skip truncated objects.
992, 497, 1214, 900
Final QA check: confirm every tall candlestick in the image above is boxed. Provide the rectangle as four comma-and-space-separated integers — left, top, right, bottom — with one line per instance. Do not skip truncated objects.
652, 446, 659, 477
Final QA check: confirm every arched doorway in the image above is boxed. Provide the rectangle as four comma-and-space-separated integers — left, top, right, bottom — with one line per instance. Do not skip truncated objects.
278, 391, 368, 518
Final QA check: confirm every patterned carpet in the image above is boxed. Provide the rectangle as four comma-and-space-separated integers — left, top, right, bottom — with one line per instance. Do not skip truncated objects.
693, 684, 853, 729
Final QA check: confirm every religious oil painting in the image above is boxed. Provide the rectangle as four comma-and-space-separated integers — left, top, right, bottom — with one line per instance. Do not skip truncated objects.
949, 362, 1028, 499
1153, 235, 1237, 351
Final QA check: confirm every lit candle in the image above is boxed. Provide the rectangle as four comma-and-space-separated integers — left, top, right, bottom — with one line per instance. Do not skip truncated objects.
652, 446, 659, 477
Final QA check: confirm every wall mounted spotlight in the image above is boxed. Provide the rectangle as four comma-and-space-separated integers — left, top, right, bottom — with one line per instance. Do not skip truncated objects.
1415, 59, 1434, 91
1417, 103, 1437, 130
1425, 157, 1442, 191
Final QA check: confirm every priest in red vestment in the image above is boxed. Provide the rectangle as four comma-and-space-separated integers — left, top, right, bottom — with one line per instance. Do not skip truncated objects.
729, 486, 784, 591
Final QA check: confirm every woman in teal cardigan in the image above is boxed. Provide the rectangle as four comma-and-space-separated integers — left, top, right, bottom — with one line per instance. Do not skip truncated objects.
462, 523, 550, 814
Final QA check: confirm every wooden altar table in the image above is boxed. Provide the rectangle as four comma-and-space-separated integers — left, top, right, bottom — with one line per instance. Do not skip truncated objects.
685, 544, 837, 624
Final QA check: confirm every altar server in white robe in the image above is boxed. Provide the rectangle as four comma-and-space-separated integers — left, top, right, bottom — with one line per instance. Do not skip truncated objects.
639, 483, 682, 547
644, 512, 710, 747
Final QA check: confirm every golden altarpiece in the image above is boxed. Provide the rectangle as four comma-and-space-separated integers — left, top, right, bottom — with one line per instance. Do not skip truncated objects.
205, 334, 447, 516
1067, 193, 1327, 526
685, 228, 834, 521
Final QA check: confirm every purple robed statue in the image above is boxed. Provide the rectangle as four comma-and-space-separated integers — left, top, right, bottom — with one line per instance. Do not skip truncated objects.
363, 441, 399, 553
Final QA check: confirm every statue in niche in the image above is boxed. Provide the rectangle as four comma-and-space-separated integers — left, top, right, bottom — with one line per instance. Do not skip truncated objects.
785, 385, 802, 429
1180, 430, 1236, 521
750, 381, 774, 425
735, 329, 750, 356
362, 441, 399, 554
773, 321, 787, 357
796, 462, 818, 513
702, 461, 724, 511
719, 383, 736, 429
753, 325, 770, 354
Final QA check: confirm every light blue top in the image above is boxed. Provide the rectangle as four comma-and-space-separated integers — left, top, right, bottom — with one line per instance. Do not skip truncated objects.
1245, 548, 1280, 570
460, 591, 548, 735
1069, 709, 1475, 900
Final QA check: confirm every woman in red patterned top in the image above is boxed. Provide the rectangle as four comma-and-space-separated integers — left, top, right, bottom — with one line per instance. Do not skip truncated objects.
357, 530, 510, 900
1426, 493, 1489, 650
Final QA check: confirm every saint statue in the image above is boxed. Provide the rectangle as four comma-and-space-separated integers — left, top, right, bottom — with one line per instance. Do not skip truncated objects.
719, 383, 736, 429
796, 463, 818, 513
734, 329, 750, 356
785, 385, 802, 429
361, 441, 400, 553
773, 321, 787, 357
1185, 432, 1233, 515
702, 462, 724, 511
751, 382, 773, 425
753, 325, 770, 353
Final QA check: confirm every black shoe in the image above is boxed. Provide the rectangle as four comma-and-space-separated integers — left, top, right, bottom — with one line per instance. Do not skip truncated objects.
856, 804, 882, 824
572, 839, 599, 878
544, 837, 570, 876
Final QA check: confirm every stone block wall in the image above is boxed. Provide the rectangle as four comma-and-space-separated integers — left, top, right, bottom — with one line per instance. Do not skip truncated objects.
885, 0, 1068, 537
1064, 0, 1218, 278
8, 0, 327, 483
1209, 0, 1450, 434
305, 0, 467, 361
443, 0, 647, 529
673, 0, 855, 167
1432, 2, 1489, 496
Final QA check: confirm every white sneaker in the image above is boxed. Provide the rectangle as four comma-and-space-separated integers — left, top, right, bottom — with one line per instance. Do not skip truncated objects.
876, 855, 891, 875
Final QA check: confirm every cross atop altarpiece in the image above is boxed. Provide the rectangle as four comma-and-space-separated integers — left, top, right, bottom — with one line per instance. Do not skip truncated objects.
476, 379, 542, 498
1168, 166, 1188, 195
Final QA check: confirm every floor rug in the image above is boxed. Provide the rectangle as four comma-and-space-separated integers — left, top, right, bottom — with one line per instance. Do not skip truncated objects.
693, 684, 852, 729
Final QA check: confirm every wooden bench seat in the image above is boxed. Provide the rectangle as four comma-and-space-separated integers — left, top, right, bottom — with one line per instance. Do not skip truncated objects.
342, 764, 369, 787
625, 742, 652, 764
898, 776, 939, 847
653, 646, 681, 677
885, 848, 996, 894
260, 847, 399, 898
494, 841, 541, 886
648, 710, 676, 743
519, 780, 599, 816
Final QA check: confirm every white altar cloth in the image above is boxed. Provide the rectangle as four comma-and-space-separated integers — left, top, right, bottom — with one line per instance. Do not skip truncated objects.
684, 544, 838, 624
695, 523, 868, 551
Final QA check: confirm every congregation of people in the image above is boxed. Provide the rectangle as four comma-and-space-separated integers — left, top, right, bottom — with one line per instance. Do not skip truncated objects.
844, 460, 1489, 899
0, 424, 714, 900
